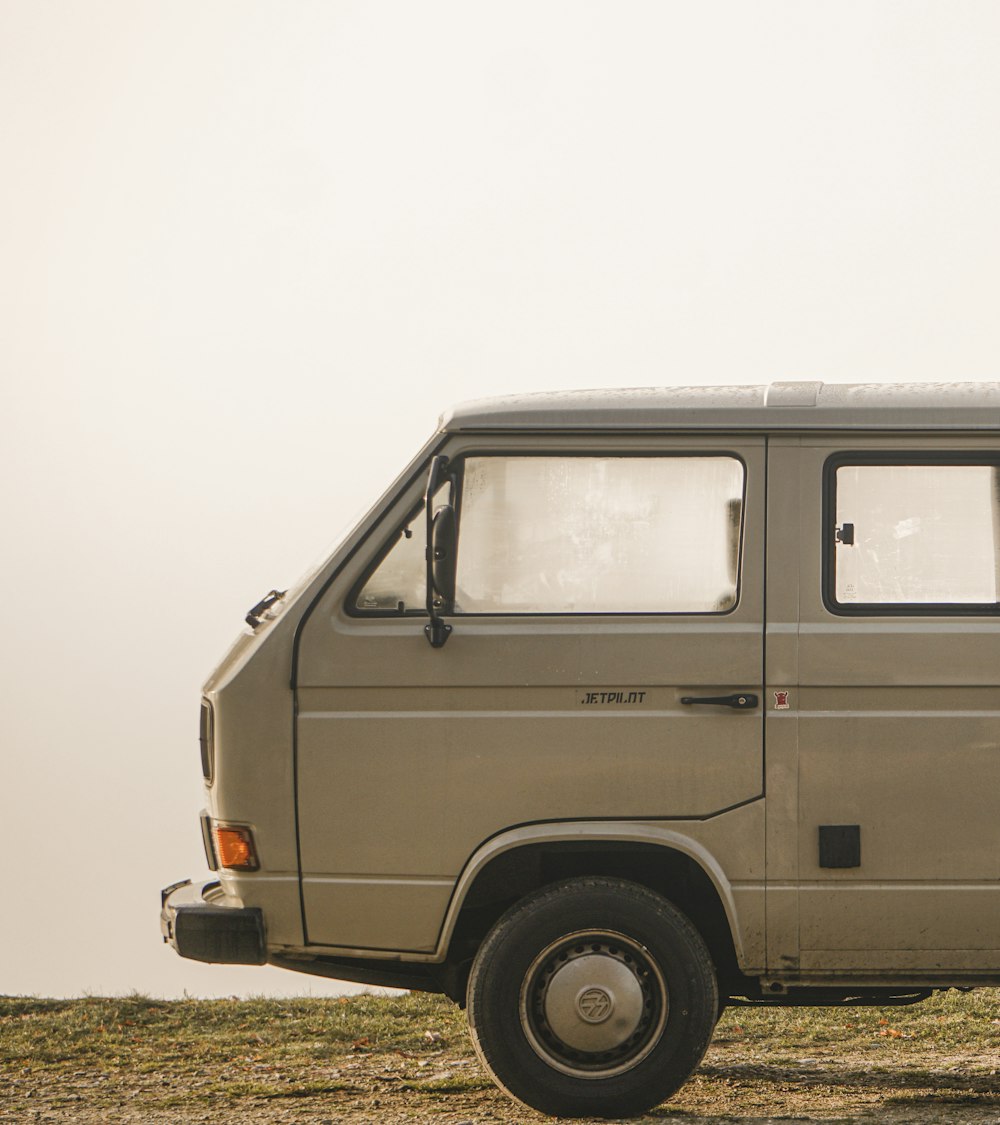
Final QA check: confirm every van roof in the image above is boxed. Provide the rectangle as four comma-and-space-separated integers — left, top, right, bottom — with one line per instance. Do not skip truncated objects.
443, 381, 1000, 432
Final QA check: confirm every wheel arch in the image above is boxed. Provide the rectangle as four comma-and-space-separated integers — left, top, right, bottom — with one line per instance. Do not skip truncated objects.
437, 822, 749, 993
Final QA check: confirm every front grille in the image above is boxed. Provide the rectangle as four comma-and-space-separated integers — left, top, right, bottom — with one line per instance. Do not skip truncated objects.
199, 699, 215, 784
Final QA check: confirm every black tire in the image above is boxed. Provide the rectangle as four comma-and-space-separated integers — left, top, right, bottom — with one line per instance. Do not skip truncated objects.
466, 877, 718, 1119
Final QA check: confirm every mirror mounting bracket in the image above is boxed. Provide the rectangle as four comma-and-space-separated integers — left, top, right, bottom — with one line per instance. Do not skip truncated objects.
424, 619, 453, 648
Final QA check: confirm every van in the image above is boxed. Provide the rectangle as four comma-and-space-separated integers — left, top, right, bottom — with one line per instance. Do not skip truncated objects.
162, 381, 1000, 1118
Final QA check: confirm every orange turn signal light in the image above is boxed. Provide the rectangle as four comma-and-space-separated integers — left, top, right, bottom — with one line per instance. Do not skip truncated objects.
213, 825, 259, 871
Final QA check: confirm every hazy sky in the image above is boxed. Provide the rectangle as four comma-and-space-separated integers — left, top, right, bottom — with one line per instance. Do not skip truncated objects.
2, 2, 999, 998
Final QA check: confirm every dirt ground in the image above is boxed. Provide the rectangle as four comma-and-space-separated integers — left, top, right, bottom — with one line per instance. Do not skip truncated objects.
6, 992, 1000, 1123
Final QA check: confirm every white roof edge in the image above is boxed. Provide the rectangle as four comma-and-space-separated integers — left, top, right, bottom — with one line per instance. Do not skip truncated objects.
442, 381, 1000, 431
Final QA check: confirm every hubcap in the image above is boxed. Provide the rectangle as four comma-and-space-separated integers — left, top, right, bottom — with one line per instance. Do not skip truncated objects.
519, 930, 668, 1079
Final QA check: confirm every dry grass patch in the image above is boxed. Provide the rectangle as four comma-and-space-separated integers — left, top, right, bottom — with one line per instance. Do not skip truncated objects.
4, 988, 1000, 1122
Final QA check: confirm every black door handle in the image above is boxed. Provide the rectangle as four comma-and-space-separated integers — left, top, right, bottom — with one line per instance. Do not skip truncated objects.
680, 693, 758, 709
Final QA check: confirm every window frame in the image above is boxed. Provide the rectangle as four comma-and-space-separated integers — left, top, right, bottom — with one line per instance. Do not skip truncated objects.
822, 450, 1000, 617
348, 449, 749, 619
346, 494, 428, 617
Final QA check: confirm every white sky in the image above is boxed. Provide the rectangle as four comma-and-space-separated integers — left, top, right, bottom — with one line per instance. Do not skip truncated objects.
1, 1, 998, 998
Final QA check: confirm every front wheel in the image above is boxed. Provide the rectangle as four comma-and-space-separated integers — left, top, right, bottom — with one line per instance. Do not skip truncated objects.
466, 877, 718, 1119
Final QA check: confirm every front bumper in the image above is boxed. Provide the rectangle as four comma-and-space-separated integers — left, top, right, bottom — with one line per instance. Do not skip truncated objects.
160, 878, 266, 965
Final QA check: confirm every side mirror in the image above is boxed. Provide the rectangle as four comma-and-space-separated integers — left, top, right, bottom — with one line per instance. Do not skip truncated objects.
424, 454, 456, 648
430, 504, 457, 605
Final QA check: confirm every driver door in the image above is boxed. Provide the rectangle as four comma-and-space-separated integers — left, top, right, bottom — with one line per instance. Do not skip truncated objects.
295, 433, 766, 954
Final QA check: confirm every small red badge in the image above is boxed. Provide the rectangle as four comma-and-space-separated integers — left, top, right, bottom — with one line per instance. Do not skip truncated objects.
774, 691, 790, 710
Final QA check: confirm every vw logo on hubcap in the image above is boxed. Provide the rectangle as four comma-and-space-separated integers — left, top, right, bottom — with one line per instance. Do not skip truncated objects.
577, 986, 614, 1023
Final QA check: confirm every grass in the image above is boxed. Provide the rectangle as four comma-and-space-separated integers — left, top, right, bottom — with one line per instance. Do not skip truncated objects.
4, 989, 1000, 1120
0, 991, 466, 1109
714, 987, 1000, 1052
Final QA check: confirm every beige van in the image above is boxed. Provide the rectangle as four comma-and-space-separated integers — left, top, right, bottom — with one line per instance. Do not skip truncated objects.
162, 381, 1000, 1118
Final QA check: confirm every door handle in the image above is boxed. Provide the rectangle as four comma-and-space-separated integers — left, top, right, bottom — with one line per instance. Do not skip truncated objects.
680, 692, 758, 709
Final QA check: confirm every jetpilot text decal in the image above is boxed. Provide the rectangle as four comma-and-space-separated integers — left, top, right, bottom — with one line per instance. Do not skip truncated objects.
580, 690, 647, 705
